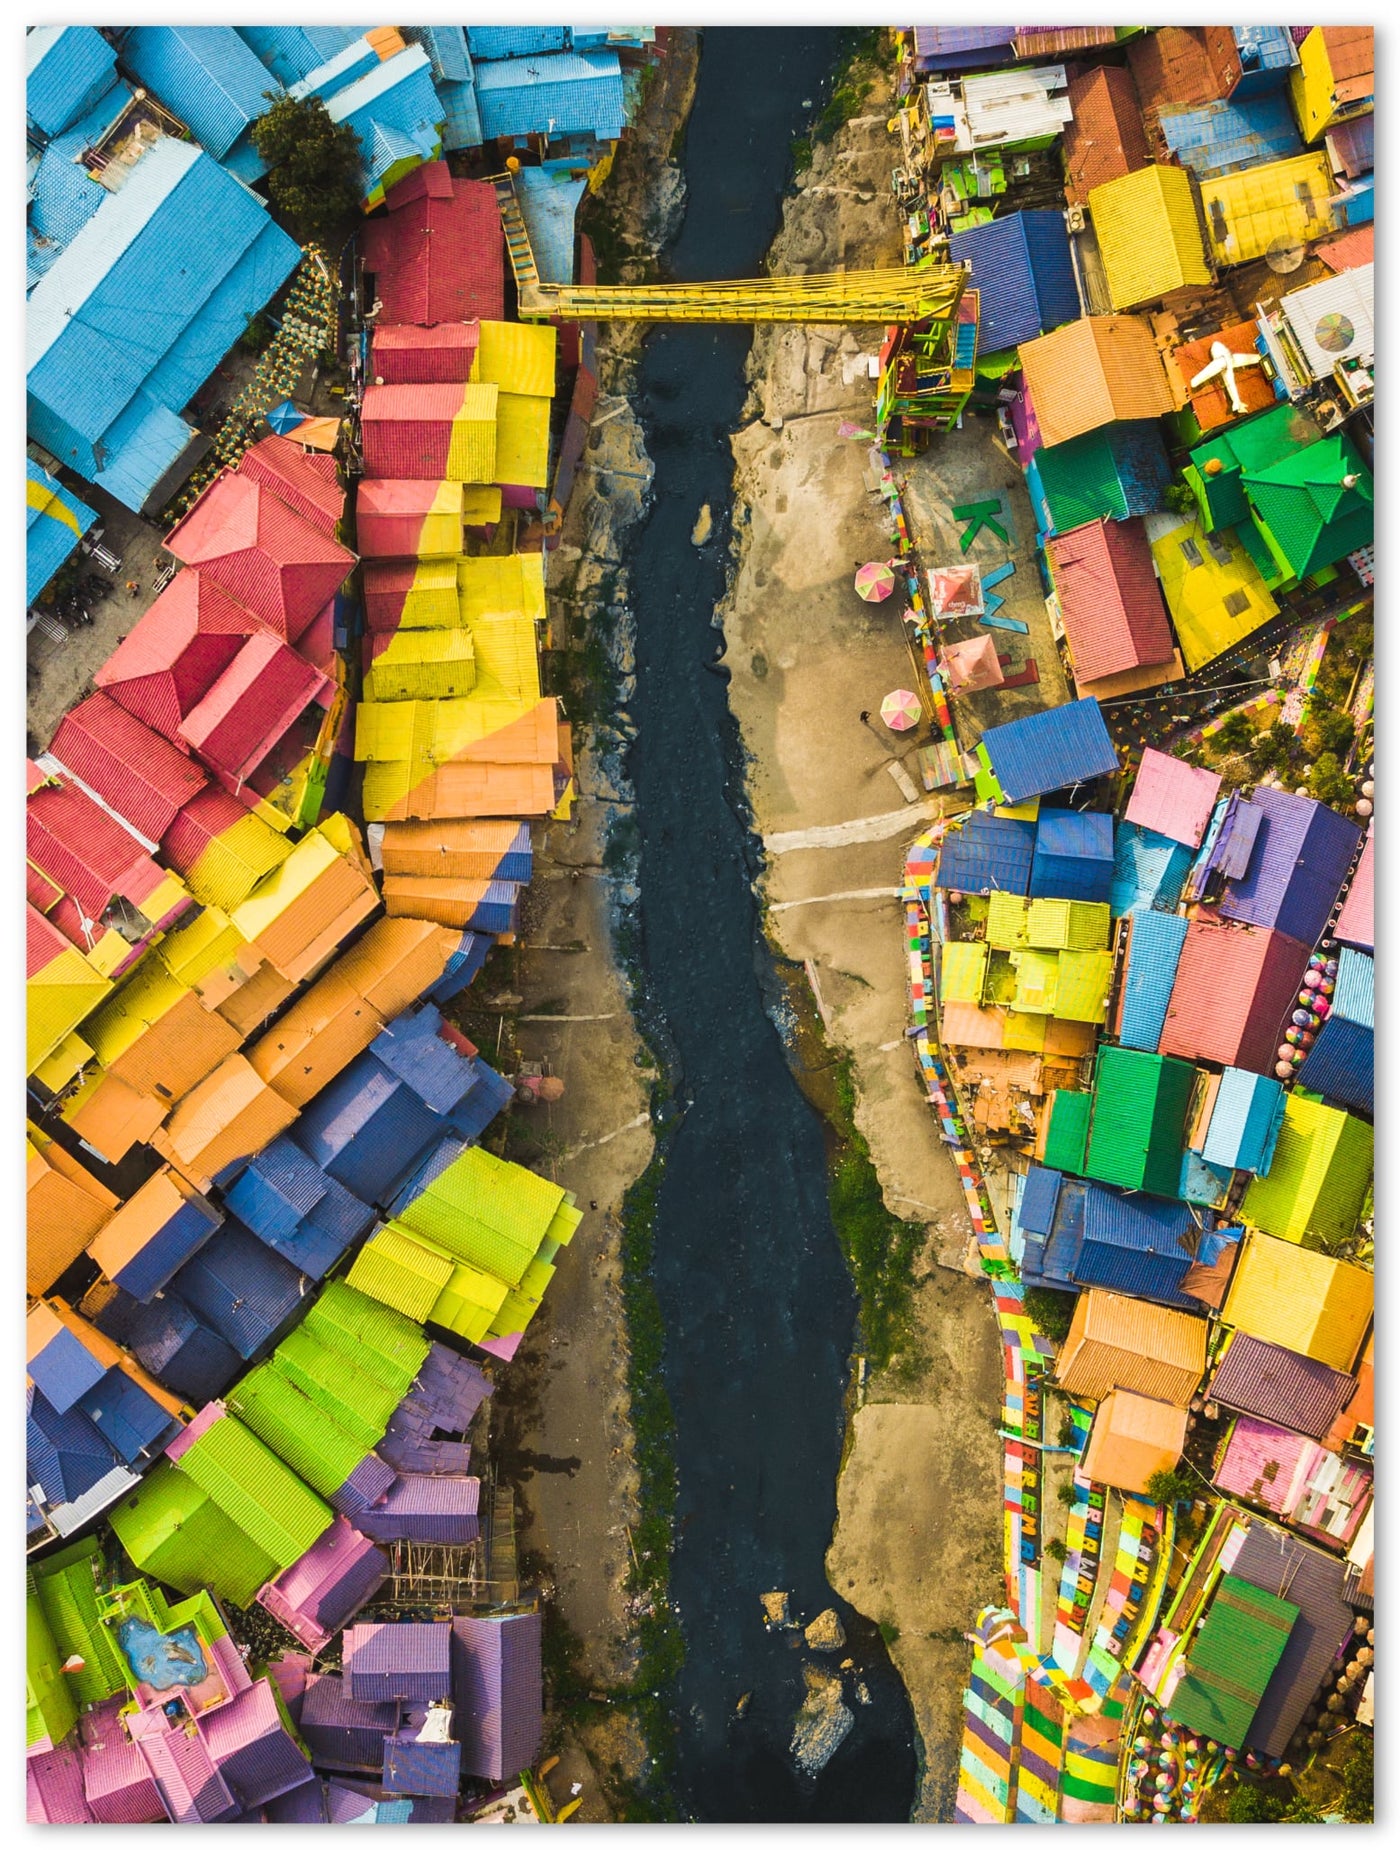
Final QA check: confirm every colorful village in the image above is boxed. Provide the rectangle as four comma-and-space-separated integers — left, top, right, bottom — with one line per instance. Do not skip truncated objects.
25, 22, 1374, 1830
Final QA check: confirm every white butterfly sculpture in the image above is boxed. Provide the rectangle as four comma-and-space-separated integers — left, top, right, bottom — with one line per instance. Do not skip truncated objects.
1189, 340, 1265, 417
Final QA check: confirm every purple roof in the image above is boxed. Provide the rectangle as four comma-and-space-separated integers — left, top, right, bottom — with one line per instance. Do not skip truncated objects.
345, 1622, 452, 1706
1218, 787, 1362, 946
200, 1678, 314, 1810
265, 1774, 329, 1822
451, 1613, 542, 1782
378, 1407, 473, 1476
370, 1006, 476, 1114
1210, 1335, 1357, 1440
299, 1673, 401, 1774
328, 1779, 456, 1824
27, 1742, 95, 1823
353, 1473, 481, 1546
266, 1652, 314, 1725
258, 1517, 389, 1653
910, 26, 1014, 70
330, 1451, 398, 1517
412, 1341, 493, 1430
381, 1722, 462, 1799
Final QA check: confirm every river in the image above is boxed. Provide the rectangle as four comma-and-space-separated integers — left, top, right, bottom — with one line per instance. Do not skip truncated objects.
620, 27, 919, 1822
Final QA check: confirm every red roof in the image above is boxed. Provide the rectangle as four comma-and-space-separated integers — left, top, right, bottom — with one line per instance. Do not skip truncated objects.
1049, 517, 1176, 684
1316, 226, 1374, 275
236, 436, 343, 537
164, 473, 355, 643
1129, 26, 1242, 113
1159, 919, 1311, 1074
372, 321, 480, 384
178, 632, 330, 787
356, 478, 455, 557
95, 572, 261, 738
49, 692, 208, 844
1062, 64, 1151, 206
27, 901, 73, 976
360, 384, 484, 480
27, 775, 169, 921
361, 560, 422, 632
362, 167, 504, 325
161, 785, 261, 874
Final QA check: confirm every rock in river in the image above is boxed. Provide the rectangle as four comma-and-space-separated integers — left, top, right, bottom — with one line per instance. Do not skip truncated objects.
761, 1591, 795, 1630
791, 1666, 854, 1775
804, 1609, 846, 1653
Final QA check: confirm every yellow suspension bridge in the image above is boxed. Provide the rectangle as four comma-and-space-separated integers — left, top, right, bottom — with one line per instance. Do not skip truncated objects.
491, 173, 964, 327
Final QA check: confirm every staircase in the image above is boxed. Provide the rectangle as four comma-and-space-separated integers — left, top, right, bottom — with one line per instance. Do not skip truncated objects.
489, 173, 540, 295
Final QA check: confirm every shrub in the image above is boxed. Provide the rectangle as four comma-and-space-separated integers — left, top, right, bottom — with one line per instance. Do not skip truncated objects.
1145, 1467, 1198, 1506
1024, 1286, 1075, 1344
1227, 1784, 1287, 1824
1044, 1538, 1067, 1563
1307, 752, 1353, 810
1056, 1481, 1076, 1508
1214, 712, 1254, 755
1312, 710, 1356, 757
1341, 1733, 1373, 1822
1164, 483, 1199, 516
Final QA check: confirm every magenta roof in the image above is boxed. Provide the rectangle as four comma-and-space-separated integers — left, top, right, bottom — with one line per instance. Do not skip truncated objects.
1334, 821, 1373, 951
199, 1678, 313, 1810
1125, 747, 1223, 848
50, 691, 208, 845
258, 1515, 389, 1652
27, 774, 172, 922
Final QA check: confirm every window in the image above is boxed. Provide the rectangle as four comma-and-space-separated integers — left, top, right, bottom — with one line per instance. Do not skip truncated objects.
1204, 531, 1234, 565
1222, 589, 1252, 617
1179, 538, 1203, 567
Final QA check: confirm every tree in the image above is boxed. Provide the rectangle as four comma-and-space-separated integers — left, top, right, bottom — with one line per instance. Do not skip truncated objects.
252, 92, 363, 248
1023, 1287, 1075, 1345
1307, 752, 1353, 811
1214, 712, 1255, 755
1340, 1732, 1373, 1822
1164, 482, 1199, 517
1145, 1466, 1198, 1506
1312, 710, 1356, 758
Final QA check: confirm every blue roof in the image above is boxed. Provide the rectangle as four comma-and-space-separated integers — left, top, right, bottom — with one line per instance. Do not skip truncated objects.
325, 45, 445, 196
370, 1007, 476, 1115
290, 38, 381, 105
1179, 1149, 1233, 1208
28, 1323, 107, 1416
28, 1387, 121, 1507
1156, 94, 1302, 180
1017, 1164, 1063, 1238
516, 166, 588, 284
106, 1193, 224, 1305
1231, 25, 1298, 93
1297, 1017, 1373, 1116
402, 26, 472, 85
169, 1222, 307, 1360
935, 810, 1035, 895
91, 1287, 242, 1402
1119, 909, 1189, 1052
437, 77, 485, 152
1202, 1066, 1287, 1173
474, 48, 626, 142
1037, 421, 1172, 533
74, 1369, 172, 1463
1110, 822, 1194, 918
223, 1138, 376, 1279
88, 393, 197, 515
294, 1060, 444, 1206
465, 881, 520, 935
948, 210, 1079, 356
1075, 1186, 1199, 1309
235, 26, 359, 89
1019, 1173, 1087, 1289
386, 1137, 470, 1221
441, 1058, 514, 1148
26, 25, 118, 139
121, 27, 276, 167
427, 931, 493, 1007
466, 28, 570, 61
1029, 809, 1115, 902
1330, 946, 1374, 1030
26, 459, 96, 603
983, 698, 1120, 804
1218, 787, 1361, 946
27, 84, 132, 290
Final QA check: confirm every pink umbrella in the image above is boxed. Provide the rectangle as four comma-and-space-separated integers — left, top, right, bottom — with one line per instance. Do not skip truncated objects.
855, 561, 898, 601
880, 688, 923, 731
942, 635, 1005, 695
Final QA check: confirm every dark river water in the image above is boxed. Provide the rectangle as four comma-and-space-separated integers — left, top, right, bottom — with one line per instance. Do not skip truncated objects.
622, 28, 919, 1822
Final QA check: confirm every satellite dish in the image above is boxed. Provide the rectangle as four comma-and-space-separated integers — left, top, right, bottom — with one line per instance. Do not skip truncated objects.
1266, 236, 1306, 274
1314, 312, 1356, 354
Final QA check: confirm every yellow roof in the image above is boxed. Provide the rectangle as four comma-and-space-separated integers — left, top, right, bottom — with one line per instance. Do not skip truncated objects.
462, 484, 503, 525
457, 553, 547, 625
364, 629, 478, 703
1089, 165, 1212, 309
27, 948, 113, 1074
494, 393, 551, 489
986, 891, 1030, 949
380, 818, 529, 882
443, 382, 499, 483
330, 916, 458, 1019
941, 940, 988, 1005
1149, 516, 1279, 672
1017, 316, 1175, 447
1290, 27, 1373, 143
1222, 1230, 1372, 1373
83, 962, 192, 1066
1002, 1010, 1047, 1052
230, 828, 341, 942
474, 320, 558, 398
31, 1031, 93, 1093
1026, 898, 1110, 951
382, 557, 461, 630
1052, 949, 1114, 1022
157, 907, 249, 992
1198, 152, 1338, 268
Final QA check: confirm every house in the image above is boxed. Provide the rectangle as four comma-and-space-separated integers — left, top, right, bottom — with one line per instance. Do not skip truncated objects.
1216, 787, 1361, 946
1048, 518, 1178, 696
152, 1054, 300, 1191
362, 164, 504, 326
1145, 514, 1279, 670
1061, 64, 1150, 206
1289, 28, 1373, 144
1125, 749, 1221, 849
1261, 264, 1373, 398
357, 480, 467, 560
1115, 911, 1188, 1054
1055, 1288, 1208, 1405
95, 572, 262, 736
26, 461, 97, 606
352, 1474, 481, 1545
224, 1139, 375, 1279
1195, 1067, 1287, 1174
346, 1622, 452, 1706
227, 813, 379, 986
934, 811, 1035, 896
1240, 1093, 1372, 1249
321, 40, 445, 209
26, 25, 119, 137
234, 25, 357, 87
26, 138, 300, 513
378, 818, 533, 886
980, 698, 1120, 805
258, 1517, 389, 1655
1221, 1231, 1372, 1373
363, 559, 463, 632
299, 1673, 402, 1772
372, 322, 479, 386
160, 784, 294, 914
1158, 920, 1311, 1075
1016, 317, 1174, 449
921, 65, 1073, 161
907, 28, 1016, 74
1081, 1391, 1188, 1495
1088, 164, 1213, 313
27, 1131, 117, 1295
164, 474, 355, 643
166, 1222, 308, 1360
1082, 1045, 1195, 1198
178, 632, 330, 792
1030, 421, 1171, 535
1209, 1333, 1358, 1440
1198, 151, 1340, 269
360, 384, 499, 483
86, 1283, 242, 1404
357, 699, 564, 825
87, 1168, 224, 1303
1324, 1334, 1373, 1456
1213, 1416, 1372, 1550
1333, 823, 1372, 952
473, 47, 626, 143
118, 27, 276, 182
26, 903, 113, 1080
1127, 27, 1245, 113
1028, 811, 1114, 904
236, 436, 343, 539
1168, 323, 1278, 431
451, 1614, 543, 1781
945, 212, 1079, 356
1229, 26, 1299, 96
49, 692, 207, 843
1153, 93, 1302, 180
1165, 1575, 1299, 1748
1297, 950, 1373, 1116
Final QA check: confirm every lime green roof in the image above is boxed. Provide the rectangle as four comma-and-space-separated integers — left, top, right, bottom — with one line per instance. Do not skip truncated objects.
1027, 898, 1111, 951
941, 940, 989, 1004
347, 1226, 456, 1324
429, 1257, 510, 1344
178, 1415, 332, 1575
29, 1538, 128, 1708
271, 1323, 404, 1447
1167, 1575, 1298, 1748
986, 891, 1030, 949
1241, 1093, 1373, 1248
27, 1583, 76, 1751
398, 1145, 573, 1287
1043, 1089, 1091, 1174
109, 1463, 279, 1609
1085, 1045, 1196, 1196
299, 1280, 430, 1400
1053, 950, 1115, 1022
1012, 947, 1060, 1014
228, 1363, 373, 1500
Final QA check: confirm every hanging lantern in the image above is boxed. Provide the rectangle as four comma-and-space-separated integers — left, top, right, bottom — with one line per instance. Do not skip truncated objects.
1275, 1061, 1294, 1078
1304, 969, 1322, 989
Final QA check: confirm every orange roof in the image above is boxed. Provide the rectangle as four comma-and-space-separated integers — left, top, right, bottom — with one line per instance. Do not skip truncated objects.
331, 915, 459, 1018
1018, 317, 1175, 448
1171, 322, 1278, 429
87, 1167, 212, 1287
60, 1068, 170, 1165
247, 970, 386, 1109
215, 957, 298, 1040
370, 759, 559, 823
382, 875, 495, 928
88, 983, 243, 1105
152, 1054, 299, 1187
379, 818, 526, 882
1081, 1389, 1189, 1494
1325, 1334, 1373, 1452
1056, 1288, 1208, 1407
27, 1135, 118, 1295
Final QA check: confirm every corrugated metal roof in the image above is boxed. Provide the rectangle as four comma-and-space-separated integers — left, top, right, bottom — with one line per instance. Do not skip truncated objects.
1062, 63, 1150, 205
352, 1472, 481, 1545
1209, 1333, 1356, 1439
1035, 420, 1171, 535
27, 26, 118, 139
1124, 748, 1221, 849
1241, 1092, 1372, 1247
1056, 1286, 1208, 1405
1199, 151, 1339, 267
345, 1621, 452, 1705
1028, 813, 1114, 906
946, 212, 1078, 356
121, 27, 273, 164
96, 571, 260, 738
474, 47, 626, 141
1201, 1066, 1287, 1173
1128, 26, 1242, 111
466, 27, 568, 59
26, 460, 98, 604
1230, 1519, 1356, 1758
169, 1219, 306, 1359
1297, 1004, 1373, 1117
1159, 920, 1310, 1074
382, 1727, 461, 1799
298, 1673, 400, 1774
1222, 1230, 1372, 1373
1042, 1089, 1091, 1174
1277, 263, 1374, 379
1017, 315, 1174, 448
1167, 1573, 1298, 1747
1109, 824, 1193, 918
361, 382, 499, 482
1080, 1388, 1188, 1496
1118, 910, 1188, 1052
1218, 787, 1360, 945
451, 1612, 542, 1781
934, 810, 1035, 895
372, 321, 480, 385
1085, 1045, 1196, 1197
983, 698, 1120, 803
1050, 516, 1176, 686
1157, 92, 1302, 180
1089, 164, 1212, 310
177, 1410, 333, 1571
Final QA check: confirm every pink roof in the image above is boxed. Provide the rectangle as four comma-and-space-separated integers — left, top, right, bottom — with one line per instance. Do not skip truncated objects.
1125, 747, 1223, 848
236, 435, 343, 537
362, 168, 504, 325
373, 320, 480, 384
95, 572, 262, 738
1334, 822, 1373, 950
127, 1705, 235, 1823
82, 1731, 165, 1825
178, 633, 330, 787
27, 775, 170, 921
27, 1742, 94, 1822
1048, 517, 1177, 685
1159, 919, 1311, 1074
50, 691, 208, 844
1316, 225, 1374, 274
257, 1515, 389, 1652
164, 474, 355, 643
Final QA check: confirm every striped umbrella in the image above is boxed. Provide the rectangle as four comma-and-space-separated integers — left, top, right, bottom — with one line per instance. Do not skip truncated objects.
855, 560, 898, 601
880, 688, 923, 731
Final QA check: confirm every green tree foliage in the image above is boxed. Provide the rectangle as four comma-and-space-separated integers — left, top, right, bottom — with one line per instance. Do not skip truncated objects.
252, 92, 363, 247
1227, 1783, 1288, 1823
1044, 1537, 1067, 1562
1145, 1466, 1198, 1505
1307, 752, 1353, 810
1340, 1733, 1373, 1822
1056, 1481, 1076, 1508
1023, 1286, 1075, 1345
1164, 482, 1199, 516
1312, 710, 1356, 758
1214, 712, 1255, 755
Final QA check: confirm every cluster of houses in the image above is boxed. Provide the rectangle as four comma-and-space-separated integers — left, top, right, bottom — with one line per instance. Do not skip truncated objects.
27, 20, 655, 1828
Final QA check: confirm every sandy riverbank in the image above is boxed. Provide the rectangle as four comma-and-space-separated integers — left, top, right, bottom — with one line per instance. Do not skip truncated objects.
717, 48, 1007, 1820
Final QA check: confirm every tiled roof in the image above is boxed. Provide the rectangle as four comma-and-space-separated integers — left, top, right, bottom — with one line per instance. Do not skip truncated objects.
982, 698, 1120, 804
236, 436, 343, 537
361, 383, 499, 482
27, 774, 175, 925
1332, 822, 1372, 951
1222, 1231, 1372, 1373
1124, 748, 1221, 849
49, 691, 207, 845
1050, 517, 1176, 686
297, 1672, 400, 1774
176, 1410, 333, 1571
1081, 1389, 1188, 1495
95, 571, 261, 739
362, 168, 504, 326
1088, 164, 1213, 310
160, 784, 293, 911
1210, 1333, 1356, 1439
1017, 316, 1174, 448
372, 321, 480, 385
351, 1472, 482, 1545
178, 632, 329, 787
1159, 920, 1310, 1074
451, 1613, 542, 1782
1062, 63, 1150, 205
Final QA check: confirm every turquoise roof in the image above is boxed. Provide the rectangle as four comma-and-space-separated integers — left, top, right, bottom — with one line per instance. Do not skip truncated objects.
234, 26, 358, 89
121, 27, 276, 169
26, 25, 118, 140
474, 48, 626, 142
26, 459, 96, 603
1202, 1067, 1287, 1175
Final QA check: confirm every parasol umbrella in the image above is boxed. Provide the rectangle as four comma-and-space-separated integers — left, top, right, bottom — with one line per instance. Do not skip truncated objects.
880, 688, 922, 731
855, 561, 898, 601
837, 420, 875, 439
942, 635, 1005, 695
267, 400, 306, 435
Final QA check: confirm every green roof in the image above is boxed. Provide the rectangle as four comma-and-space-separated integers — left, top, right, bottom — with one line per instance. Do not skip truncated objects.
29, 1538, 128, 1708
109, 1463, 279, 1609
177, 1415, 332, 1576
397, 1146, 568, 1286
1036, 426, 1145, 530
1043, 1089, 1091, 1174
302, 1279, 429, 1394
1167, 1574, 1298, 1747
273, 1321, 407, 1442
228, 1363, 373, 1500
1241, 1094, 1374, 1248
1084, 1046, 1196, 1196
27, 1585, 76, 1751
1242, 431, 1373, 580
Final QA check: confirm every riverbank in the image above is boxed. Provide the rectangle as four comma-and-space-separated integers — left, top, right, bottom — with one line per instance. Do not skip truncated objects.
718, 35, 1006, 1820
